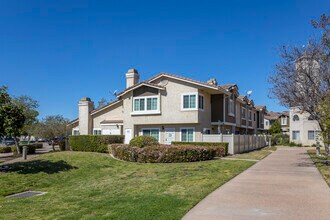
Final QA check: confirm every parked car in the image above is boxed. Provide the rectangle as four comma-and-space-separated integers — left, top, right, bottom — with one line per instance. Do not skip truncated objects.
0, 137, 15, 146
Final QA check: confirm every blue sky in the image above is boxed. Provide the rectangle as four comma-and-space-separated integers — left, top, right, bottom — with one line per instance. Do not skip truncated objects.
0, 0, 328, 120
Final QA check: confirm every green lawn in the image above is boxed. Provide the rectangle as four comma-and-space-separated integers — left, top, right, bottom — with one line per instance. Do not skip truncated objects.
0, 151, 255, 219
227, 147, 276, 160
308, 150, 330, 187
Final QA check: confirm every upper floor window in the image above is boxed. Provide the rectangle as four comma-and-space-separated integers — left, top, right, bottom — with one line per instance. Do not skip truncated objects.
133, 96, 159, 113
228, 99, 234, 116
248, 110, 252, 120
182, 93, 204, 110
293, 115, 299, 121
242, 107, 246, 119
198, 95, 204, 110
281, 117, 287, 125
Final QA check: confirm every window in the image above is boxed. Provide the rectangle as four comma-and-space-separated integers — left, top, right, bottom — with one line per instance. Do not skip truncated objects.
133, 96, 159, 113
146, 97, 158, 110
183, 94, 196, 109
292, 131, 300, 140
265, 121, 269, 126
248, 111, 252, 120
198, 95, 204, 110
281, 117, 287, 125
228, 99, 234, 116
242, 107, 246, 119
293, 115, 299, 121
142, 129, 160, 141
73, 129, 80, 135
181, 128, 194, 142
93, 129, 101, 135
308, 130, 315, 140
182, 93, 204, 110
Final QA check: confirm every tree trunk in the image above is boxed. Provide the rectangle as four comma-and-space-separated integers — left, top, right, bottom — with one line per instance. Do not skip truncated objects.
316, 141, 321, 156
325, 143, 330, 156
51, 141, 55, 152
14, 137, 21, 154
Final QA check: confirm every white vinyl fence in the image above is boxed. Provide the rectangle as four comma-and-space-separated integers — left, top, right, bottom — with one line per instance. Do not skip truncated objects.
202, 134, 269, 155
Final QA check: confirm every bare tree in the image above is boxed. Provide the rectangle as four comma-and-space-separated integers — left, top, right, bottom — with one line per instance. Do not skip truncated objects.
269, 40, 330, 154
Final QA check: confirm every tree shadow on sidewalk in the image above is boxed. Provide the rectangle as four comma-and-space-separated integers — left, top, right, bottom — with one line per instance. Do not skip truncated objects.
0, 159, 77, 174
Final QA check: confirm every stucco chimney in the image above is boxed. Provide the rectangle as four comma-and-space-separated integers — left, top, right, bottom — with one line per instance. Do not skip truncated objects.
78, 97, 94, 135
126, 69, 139, 88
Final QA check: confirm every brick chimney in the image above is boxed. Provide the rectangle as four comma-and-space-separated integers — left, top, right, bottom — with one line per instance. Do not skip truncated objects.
126, 69, 139, 88
78, 97, 94, 135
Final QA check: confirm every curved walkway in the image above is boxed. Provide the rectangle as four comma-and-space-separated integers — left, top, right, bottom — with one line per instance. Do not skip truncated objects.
183, 147, 330, 220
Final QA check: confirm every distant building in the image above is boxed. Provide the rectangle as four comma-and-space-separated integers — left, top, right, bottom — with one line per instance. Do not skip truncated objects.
289, 107, 321, 146
264, 111, 290, 135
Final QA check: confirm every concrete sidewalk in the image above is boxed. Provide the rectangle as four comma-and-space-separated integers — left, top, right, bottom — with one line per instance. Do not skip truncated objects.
183, 147, 330, 220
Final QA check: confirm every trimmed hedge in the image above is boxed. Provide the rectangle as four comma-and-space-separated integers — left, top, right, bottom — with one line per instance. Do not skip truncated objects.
0, 146, 12, 153
172, 142, 228, 157
271, 134, 290, 146
129, 136, 159, 148
111, 144, 216, 163
12, 145, 36, 155
69, 135, 125, 153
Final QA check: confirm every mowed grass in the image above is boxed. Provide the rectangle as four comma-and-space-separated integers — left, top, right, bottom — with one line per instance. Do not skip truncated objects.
227, 147, 276, 161
308, 150, 330, 187
0, 151, 255, 219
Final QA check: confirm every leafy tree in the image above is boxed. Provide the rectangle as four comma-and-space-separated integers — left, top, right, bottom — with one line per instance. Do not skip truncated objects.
13, 95, 39, 141
269, 120, 282, 135
0, 86, 25, 154
33, 115, 69, 151
97, 98, 107, 108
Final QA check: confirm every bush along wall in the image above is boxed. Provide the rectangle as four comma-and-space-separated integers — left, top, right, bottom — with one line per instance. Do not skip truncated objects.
0, 146, 12, 153
111, 145, 216, 163
172, 142, 228, 157
69, 135, 125, 153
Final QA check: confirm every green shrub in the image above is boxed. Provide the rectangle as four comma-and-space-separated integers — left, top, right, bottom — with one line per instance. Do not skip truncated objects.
12, 145, 36, 155
129, 136, 159, 148
59, 140, 66, 151
271, 134, 290, 146
172, 142, 228, 157
69, 135, 124, 153
0, 146, 12, 153
111, 144, 215, 163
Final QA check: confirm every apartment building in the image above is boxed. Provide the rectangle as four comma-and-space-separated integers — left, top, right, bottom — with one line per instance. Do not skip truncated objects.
264, 111, 290, 134
68, 69, 266, 144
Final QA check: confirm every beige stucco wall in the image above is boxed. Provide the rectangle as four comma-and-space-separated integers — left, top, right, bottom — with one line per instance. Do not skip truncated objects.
92, 102, 124, 129
290, 107, 321, 146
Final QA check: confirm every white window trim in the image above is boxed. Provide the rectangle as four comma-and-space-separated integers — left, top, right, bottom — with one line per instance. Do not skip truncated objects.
181, 92, 198, 111
93, 128, 102, 135
141, 128, 160, 141
281, 117, 287, 126
180, 127, 195, 142
228, 98, 235, 117
132, 95, 160, 115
